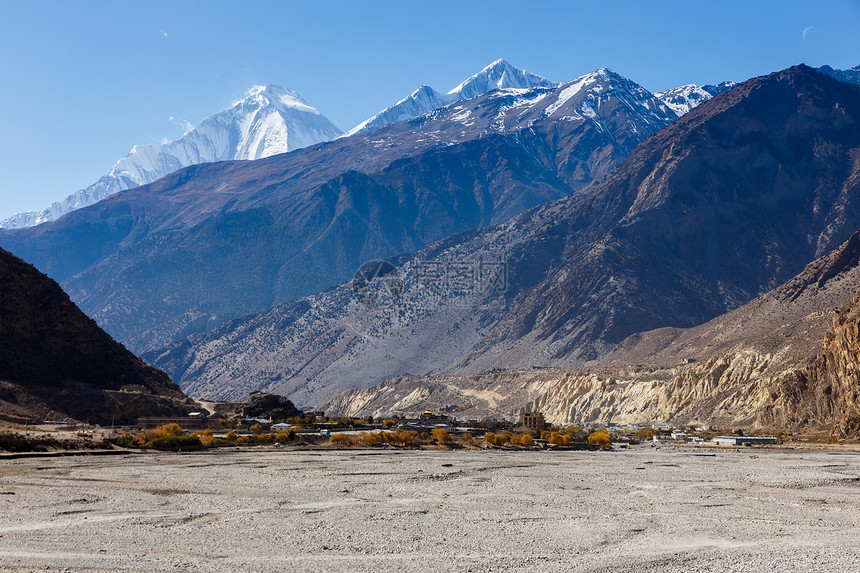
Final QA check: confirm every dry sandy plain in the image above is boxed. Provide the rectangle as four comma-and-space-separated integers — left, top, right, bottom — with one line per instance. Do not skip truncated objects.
1, 446, 859, 572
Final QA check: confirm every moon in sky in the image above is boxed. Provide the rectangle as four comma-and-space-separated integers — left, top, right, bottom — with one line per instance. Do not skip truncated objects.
803, 26, 814, 40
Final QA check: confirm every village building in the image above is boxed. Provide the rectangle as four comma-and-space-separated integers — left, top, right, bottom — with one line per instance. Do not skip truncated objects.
713, 436, 779, 446
518, 411, 547, 431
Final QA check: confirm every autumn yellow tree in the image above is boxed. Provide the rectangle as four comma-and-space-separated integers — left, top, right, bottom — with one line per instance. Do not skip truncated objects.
588, 430, 612, 449
431, 428, 450, 444
195, 429, 214, 446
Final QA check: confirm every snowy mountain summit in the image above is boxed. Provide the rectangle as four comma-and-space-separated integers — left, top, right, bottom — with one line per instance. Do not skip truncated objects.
449, 58, 559, 99
1, 85, 341, 229
342, 59, 559, 137
655, 81, 735, 116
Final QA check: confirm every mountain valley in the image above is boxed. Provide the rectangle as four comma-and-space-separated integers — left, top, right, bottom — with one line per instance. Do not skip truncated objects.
148, 66, 860, 421
1, 64, 678, 354
2, 61, 860, 437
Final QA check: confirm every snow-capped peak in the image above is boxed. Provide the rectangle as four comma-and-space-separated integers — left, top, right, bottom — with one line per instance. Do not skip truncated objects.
1, 85, 342, 229
655, 81, 735, 116
448, 58, 559, 99
540, 68, 675, 123
341, 85, 456, 138
342, 59, 558, 137
237, 84, 321, 115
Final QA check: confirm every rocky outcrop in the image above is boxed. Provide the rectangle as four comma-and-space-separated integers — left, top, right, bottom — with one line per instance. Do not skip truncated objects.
764, 292, 860, 436
240, 392, 303, 421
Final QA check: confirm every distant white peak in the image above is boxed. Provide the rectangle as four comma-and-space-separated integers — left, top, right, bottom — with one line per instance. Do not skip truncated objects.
340, 84, 455, 138
655, 82, 733, 116
448, 58, 559, 99
341, 59, 560, 138
0, 82, 342, 229
543, 68, 637, 117
405, 84, 451, 105
235, 84, 320, 115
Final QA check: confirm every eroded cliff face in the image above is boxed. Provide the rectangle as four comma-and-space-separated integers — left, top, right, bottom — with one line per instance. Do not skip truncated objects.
530, 351, 778, 427
324, 340, 854, 434
323, 352, 779, 428
763, 294, 860, 436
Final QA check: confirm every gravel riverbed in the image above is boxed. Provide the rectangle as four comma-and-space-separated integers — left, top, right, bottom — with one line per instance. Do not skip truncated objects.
1, 447, 859, 572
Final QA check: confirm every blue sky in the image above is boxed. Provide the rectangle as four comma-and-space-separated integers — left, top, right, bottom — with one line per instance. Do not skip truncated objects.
1, 0, 858, 219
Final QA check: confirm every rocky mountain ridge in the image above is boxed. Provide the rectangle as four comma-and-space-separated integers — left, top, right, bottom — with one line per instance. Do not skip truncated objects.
654, 81, 735, 115
324, 230, 860, 436
341, 59, 559, 137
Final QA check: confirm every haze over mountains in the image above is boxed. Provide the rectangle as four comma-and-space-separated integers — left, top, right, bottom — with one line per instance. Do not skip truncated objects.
0, 85, 342, 229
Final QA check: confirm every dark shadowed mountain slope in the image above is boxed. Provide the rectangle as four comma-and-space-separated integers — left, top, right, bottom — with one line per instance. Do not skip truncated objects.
63, 134, 575, 351
603, 229, 860, 370
0, 247, 193, 424
0, 70, 676, 353
149, 66, 860, 407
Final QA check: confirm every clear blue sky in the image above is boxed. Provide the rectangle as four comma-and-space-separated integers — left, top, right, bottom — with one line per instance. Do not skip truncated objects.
1, 0, 858, 219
